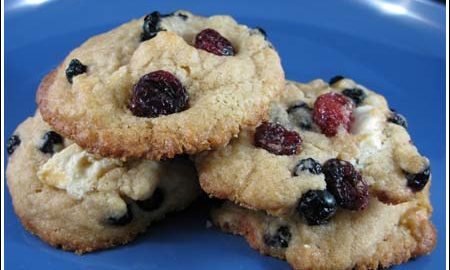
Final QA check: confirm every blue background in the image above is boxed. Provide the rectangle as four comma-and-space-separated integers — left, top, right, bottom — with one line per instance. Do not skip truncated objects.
4, 0, 446, 269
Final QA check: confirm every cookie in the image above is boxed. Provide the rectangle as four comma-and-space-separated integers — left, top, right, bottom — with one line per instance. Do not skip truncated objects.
6, 113, 200, 253
197, 79, 430, 217
211, 189, 436, 270
37, 10, 284, 160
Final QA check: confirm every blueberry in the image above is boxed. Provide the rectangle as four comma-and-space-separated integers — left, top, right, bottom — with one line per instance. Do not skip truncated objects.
329, 75, 345, 85
287, 102, 313, 130
136, 188, 164, 211
388, 109, 408, 129
176, 12, 188, 20
342, 88, 366, 106
294, 158, 322, 176
263, 226, 291, 248
7, 135, 21, 155
106, 204, 133, 226
141, 11, 165, 41
65, 59, 87, 84
298, 190, 337, 225
254, 27, 267, 39
39, 131, 64, 154
406, 166, 430, 192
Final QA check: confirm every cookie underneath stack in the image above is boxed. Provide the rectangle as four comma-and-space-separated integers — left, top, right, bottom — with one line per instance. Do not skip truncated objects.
6, 9, 435, 269
197, 78, 435, 269
7, 112, 200, 253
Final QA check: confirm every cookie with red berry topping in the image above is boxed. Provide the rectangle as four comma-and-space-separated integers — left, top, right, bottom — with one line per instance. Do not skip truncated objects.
211, 189, 436, 270
6, 112, 200, 253
37, 10, 284, 160
196, 79, 431, 217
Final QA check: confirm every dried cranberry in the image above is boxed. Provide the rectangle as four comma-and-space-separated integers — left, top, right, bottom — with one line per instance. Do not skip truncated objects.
406, 166, 430, 192
342, 88, 366, 106
65, 59, 87, 84
388, 109, 408, 129
194, 29, 235, 56
298, 190, 337, 225
313, 92, 355, 137
263, 225, 291, 248
329, 75, 345, 85
136, 188, 164, 211
294, 158, 322, 176
39, 131, 64, 154
129, 70, 189, 117
106, 204, 133, 226
254, 122, 302, 155
7, 135, 21, 155
322, 159, 369, 211
141, 11, 164, 41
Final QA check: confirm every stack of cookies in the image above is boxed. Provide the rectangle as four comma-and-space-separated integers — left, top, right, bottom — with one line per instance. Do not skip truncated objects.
6, 10, 436, 269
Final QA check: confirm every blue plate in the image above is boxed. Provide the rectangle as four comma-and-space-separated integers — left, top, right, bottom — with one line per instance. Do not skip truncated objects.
4, 0, 446, 269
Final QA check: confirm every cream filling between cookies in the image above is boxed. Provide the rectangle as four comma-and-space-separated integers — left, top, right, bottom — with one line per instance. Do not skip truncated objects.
37, 144, 160, 200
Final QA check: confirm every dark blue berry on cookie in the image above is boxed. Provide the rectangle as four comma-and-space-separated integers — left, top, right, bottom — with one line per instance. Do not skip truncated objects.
136, 188, 164, 211
175, 12, 188, 20
328, 75, 345, 85
129, 70, 189, 118
406, 166, 430, 192
7, 135, 21, 155
141, 11, 165, 41
294, 158, 322, 176
178, 13, 188, 20
254, 122, 302, 155
287, 102, 313, 130
65, 59, 87, 84
106, 205, 133, 226
39, 131, 64, 154
253, 27, 267, 39
388, 109, 408, 129
160, 11, 188, 20
298, 190, 337, 225
195, 29, 235, 56
263, 225, 291, 248
322, 159, 369, 211
342, 88, 366, 106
